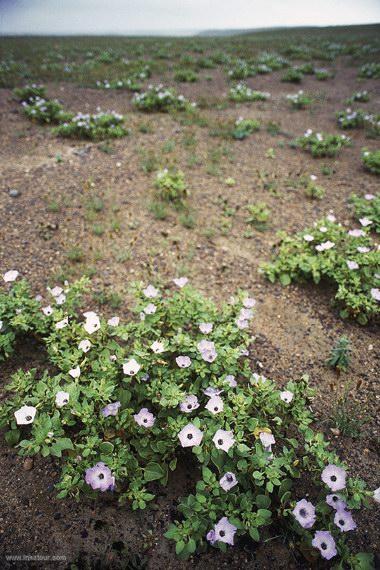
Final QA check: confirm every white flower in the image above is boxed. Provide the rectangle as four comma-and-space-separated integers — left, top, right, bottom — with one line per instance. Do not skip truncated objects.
144, 303, 156, 315
107, 316, 120, 327
310, 174, 317, 181
260, 431, 275, 452
49, 286, 63, 297
42, 306, 53, 316
225, 374, 237, 387
359, 217, 372, 227
56, 317, 69, 330
55, 293, 66, 305
346, 260, 359, 270
123, 358, 141, 376
243, 297, 256, 308
304, 234, 314, 242
178, 423, 203, 447
14, 405, 37, 425
142, 284, 159, 298
3, 270, 19, 283
83, 312, 100, 334
176, 355, 191, 368
316, 241, 335, 252
280, 390, 294, 403
56, 391, 70, 407
180, 395, 199, 413
213, 429, 235, 452
69, 366, 80, 379
173, 277, 188, 288
0, 320, 3, 331
371, 288, 380, 302
220, 472, 238, 492
373, 487, 380, 503
205, 395, 224, 415
151, 340, 165, 353
199, 322, 213, 334
78, 339, 92, 352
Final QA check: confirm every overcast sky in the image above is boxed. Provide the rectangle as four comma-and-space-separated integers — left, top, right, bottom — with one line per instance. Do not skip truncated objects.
1, 0, 380, 35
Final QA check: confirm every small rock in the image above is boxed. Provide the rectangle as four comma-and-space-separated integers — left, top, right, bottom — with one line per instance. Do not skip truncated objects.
8, 189, 20, 198
23, 457, 34, 471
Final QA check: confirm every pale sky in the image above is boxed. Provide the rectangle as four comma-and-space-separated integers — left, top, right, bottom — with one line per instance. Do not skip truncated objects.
0, 0, 379, 35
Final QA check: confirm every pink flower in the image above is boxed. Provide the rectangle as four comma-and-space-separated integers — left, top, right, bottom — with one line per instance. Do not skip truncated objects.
364, 194, 375, 200
134, 408, 155, 428
178, 423, 203, 447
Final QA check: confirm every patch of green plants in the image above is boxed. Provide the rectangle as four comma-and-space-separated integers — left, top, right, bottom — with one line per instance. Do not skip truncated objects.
336, 108, 367, 129
358, 62, 380, 79
245, 202, 270, 230
327, 337, 351, 372
349, 192, 380, 232
174, 69, 198, 83
346, 90, 369, 105
0, 274, 374, 566
133, 85, 194, 112
154, 168, 188, 205
53, 111, 127, 140
281, 68, 303, 83
361, 149, 380, 175
304, 176, 325, 200
295, 130, 350, 158
22, 97, 72, 124
228, 83, 270, 103
13, 83, 46, 102
330, 384, 367, 438
286, 90, 313, 109
232, 118, 260, 140
314, 68, 333, 81
263, 216, 380, 324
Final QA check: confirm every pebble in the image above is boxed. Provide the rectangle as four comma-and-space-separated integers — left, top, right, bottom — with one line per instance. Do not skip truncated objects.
8, 189, 20, 197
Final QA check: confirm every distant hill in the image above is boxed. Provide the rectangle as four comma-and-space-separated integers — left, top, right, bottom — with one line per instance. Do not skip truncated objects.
198, 27, 289, 37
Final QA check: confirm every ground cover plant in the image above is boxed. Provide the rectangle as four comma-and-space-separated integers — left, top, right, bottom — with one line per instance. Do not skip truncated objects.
133, 85, 195, 112
228, 83, 270, 102
0, 272, 376, 567
263, 216, 380, 324
286, 90, 313, 109
53, 111, 127, 139
361, 149, 380, 174
95, 77, 142, 91
349, 192, 380, 232
295, 129, 350, 157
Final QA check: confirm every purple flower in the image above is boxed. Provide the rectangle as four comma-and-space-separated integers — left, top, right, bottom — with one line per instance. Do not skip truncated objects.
134, 408, 155, 428
239, 308, 253, 321
199, 322, 213, 334
176, 355, 191, 368
312, 530, 337, 560
220, 472, 238, 491
203, 387, 223, 397
213, 429, 235, 452
101, 401, 121, 417
365, 193, 375, 200
205, 395, 224, 415
236, 317, 248, 329
179, 395, 200, 413
334, 509, 357, 532
178, 423, 203, 447
85, 462, 115, 492
292, 499, 316, 529
243, 297, 256, 308
206, 529, 216, 544
197, 339, 217, 363
321, 464, 346, 491
225, 375, 237, 387
326, 493, 347, 510
213, 517, 237, 545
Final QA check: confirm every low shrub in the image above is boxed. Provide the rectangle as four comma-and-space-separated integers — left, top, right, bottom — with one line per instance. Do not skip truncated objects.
349, 192, 380, 232
53, 111, 127, 140
133, 85, 195, 112
281, 68, 303, 83
13, 83, 46, 103
361, 149, 380, 175
21, 97, 72, 124
228, 83, 270, 103
154, 168, 188, 204
262, 216, 380, 324
295, 130, 350, 157
174, 69, 198, 83
286, 90, 313, 109
232, 117, 260, 140
358, 62, 380, 79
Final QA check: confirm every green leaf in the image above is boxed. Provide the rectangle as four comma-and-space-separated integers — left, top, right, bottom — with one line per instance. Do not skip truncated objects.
279, 273, 291, 286
99, 441, 114, 454
255, 494, 271, 509
249, 527, 260, 541
5, 429, 20, 446
144, 462, 167, 482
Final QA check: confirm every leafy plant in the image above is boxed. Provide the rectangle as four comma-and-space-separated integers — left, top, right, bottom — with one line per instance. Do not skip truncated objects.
133, 85, 194, 112
229, 83, 270, 103
286, 90, 313, 109
13, 83, 46, 102
326, 337, 351, 372
53, 111, 127, 140
358, 62, 380, 79
361, 149, 380, 175
346, 90, 369, 105
22, 97, 72, 124
232, 118, 260, 140
174, 69, 198, 83
245, 202, 270, 230
314, 68, 333, 81
154, 168, 187, 204
295, 130, 350, 158
281, 68, 303, 83
262, 216, 380, 324
0, 274, 374, 565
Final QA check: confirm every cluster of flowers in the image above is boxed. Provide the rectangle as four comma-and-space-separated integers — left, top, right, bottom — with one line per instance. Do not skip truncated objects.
358, 62, 380, 79
95, 77, 142, 91
228, 83, 270, 103
53, 109, 127, 140
286, 90, 313, 109
296, 129, 350, 157
263, 215, 380, 324
350, 192, 380, 233
13, 85, 71, 125
0, 271, 377, 564
132, 84, 195, 112
336, 108, 379, 135
346, 90, 370, 104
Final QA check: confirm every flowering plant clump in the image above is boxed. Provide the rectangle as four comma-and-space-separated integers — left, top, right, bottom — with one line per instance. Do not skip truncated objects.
346, 90, 370, 105
349, 192, 380, 233
232, 117, 260, 140
13, 83, 47, 103
361, 149, 380, 175
281, 68, 303, 83
227, 60, 253, 80
174, 69, 198, 83
314, 68, 333, 81
304, 175, 325, 200
255, 52, 288, 71
263, 216, 380, 324
286, 90, 313, 109
295, 129, 350, 158
95, 77, 142, 92
362, 113, 380, 138
336, 108, 366, 129
21, 97, 72, 124
154, 168, 188, 204
228, 83, 270, 103
358, 62, 380, 79
133, 85, 195, 112
53, 111, 127, 140
0, 273, 375, 566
